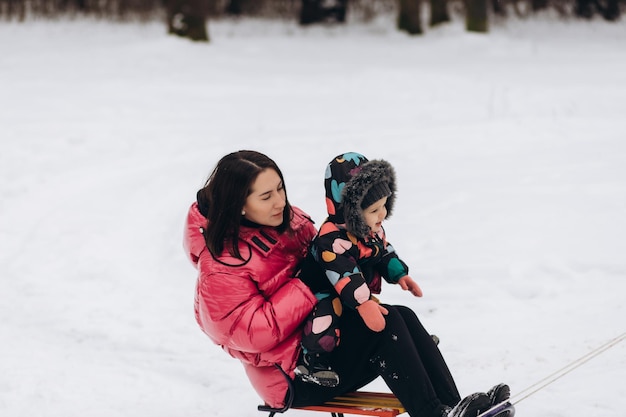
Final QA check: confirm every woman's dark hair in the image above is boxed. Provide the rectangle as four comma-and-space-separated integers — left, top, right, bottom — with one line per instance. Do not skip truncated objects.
197, 150, 293, 259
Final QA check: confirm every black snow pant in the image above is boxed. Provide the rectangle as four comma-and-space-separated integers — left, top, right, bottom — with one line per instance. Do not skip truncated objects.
291, 304, 461, 417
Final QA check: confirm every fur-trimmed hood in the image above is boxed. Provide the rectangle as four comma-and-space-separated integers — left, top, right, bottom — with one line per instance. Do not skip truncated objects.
324, 152, 396, 238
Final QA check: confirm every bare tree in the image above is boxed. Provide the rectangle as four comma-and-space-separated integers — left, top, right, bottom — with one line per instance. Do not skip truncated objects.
593, 0, 621, 20
466, 0, 488, 32
3, 0, 27, 20
299, 0, 348, 25
397, 0, 422, 34
532, 0, 549, 12
430, 0, 450, 26
164, 0, 209, 41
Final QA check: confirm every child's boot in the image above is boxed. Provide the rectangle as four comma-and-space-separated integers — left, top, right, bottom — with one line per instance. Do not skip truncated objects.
294, 352, 340, 387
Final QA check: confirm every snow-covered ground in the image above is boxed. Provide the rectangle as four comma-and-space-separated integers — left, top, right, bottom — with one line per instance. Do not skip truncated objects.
1, 14, 625, 417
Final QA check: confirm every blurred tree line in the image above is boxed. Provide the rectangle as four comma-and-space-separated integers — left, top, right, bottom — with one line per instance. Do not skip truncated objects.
1, 0, 622, 41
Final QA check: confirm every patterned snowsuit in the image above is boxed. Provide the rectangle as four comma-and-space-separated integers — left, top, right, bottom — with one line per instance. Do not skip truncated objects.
300, 152, 410, 357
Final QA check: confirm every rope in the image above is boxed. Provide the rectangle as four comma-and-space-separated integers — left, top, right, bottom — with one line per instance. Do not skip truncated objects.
511, 332, 626, 405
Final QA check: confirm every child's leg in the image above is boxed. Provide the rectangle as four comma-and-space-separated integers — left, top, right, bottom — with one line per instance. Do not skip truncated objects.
301, 294, 342, 354
297, 294, 342, 387
294, 305, 456, 416
394, 305, 461, 407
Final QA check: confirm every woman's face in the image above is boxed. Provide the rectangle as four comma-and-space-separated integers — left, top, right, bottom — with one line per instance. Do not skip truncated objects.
363, 196, 388, 234
243, 168, 286, 227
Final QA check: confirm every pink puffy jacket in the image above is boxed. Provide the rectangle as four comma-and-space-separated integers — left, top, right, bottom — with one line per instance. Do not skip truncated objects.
183, 202, 318, 408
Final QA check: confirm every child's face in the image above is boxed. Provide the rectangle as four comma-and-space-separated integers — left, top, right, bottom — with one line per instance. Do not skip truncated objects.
363, 196, 388, 234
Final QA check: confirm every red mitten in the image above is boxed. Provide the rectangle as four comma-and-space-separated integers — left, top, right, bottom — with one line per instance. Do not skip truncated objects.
398, 276, 423, 297
357, 300, 388, 332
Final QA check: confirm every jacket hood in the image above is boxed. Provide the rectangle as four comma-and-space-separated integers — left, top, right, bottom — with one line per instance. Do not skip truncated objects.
183, 202, 209, 267
324, 152, 396, 238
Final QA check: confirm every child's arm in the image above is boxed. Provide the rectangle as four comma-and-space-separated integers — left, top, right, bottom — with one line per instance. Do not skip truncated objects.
377, 241, 410, 282
312, 224, 390, 331
376, 230, 423, 297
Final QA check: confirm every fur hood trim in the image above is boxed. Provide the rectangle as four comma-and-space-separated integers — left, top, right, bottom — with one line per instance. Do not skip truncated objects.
324, 152, 396, 238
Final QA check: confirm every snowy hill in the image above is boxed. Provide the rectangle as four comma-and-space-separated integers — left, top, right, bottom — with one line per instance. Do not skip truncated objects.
1, 16, 625, 417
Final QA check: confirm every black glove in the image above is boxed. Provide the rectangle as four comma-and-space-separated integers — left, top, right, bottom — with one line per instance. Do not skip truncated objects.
296, 252, 333, 294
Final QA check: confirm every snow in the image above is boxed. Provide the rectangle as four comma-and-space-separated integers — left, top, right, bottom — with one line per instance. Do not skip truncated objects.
1, 14, 625, 417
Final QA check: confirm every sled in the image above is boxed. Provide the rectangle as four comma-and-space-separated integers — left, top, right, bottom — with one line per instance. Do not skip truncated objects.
258, 365, 515, 417
260, 393, 515, 417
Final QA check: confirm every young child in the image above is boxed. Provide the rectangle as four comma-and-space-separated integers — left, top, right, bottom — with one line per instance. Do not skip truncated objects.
295, 152, 424, 387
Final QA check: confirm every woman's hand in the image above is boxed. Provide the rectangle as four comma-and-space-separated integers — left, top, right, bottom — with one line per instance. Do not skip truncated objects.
398, 276, 423, 297
357, 299, 388, 332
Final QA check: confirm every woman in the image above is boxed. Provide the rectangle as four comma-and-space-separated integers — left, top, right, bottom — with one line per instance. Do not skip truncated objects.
183, 150, 508, 417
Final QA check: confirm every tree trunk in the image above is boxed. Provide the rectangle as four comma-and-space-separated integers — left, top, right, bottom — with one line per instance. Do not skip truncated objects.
300, 0, 321, 25
7, 0, 27, 21
574, 0, 594, 17
397, 0, 422, 35
165, 0, 209, 42
299, 0, 348, 25
225, 0, 242, 15
491, 0, 506, 16
532, 0, 548, 11
430, 0, 450, 26
595, 0, 621, 20
466, 0, 488, 33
